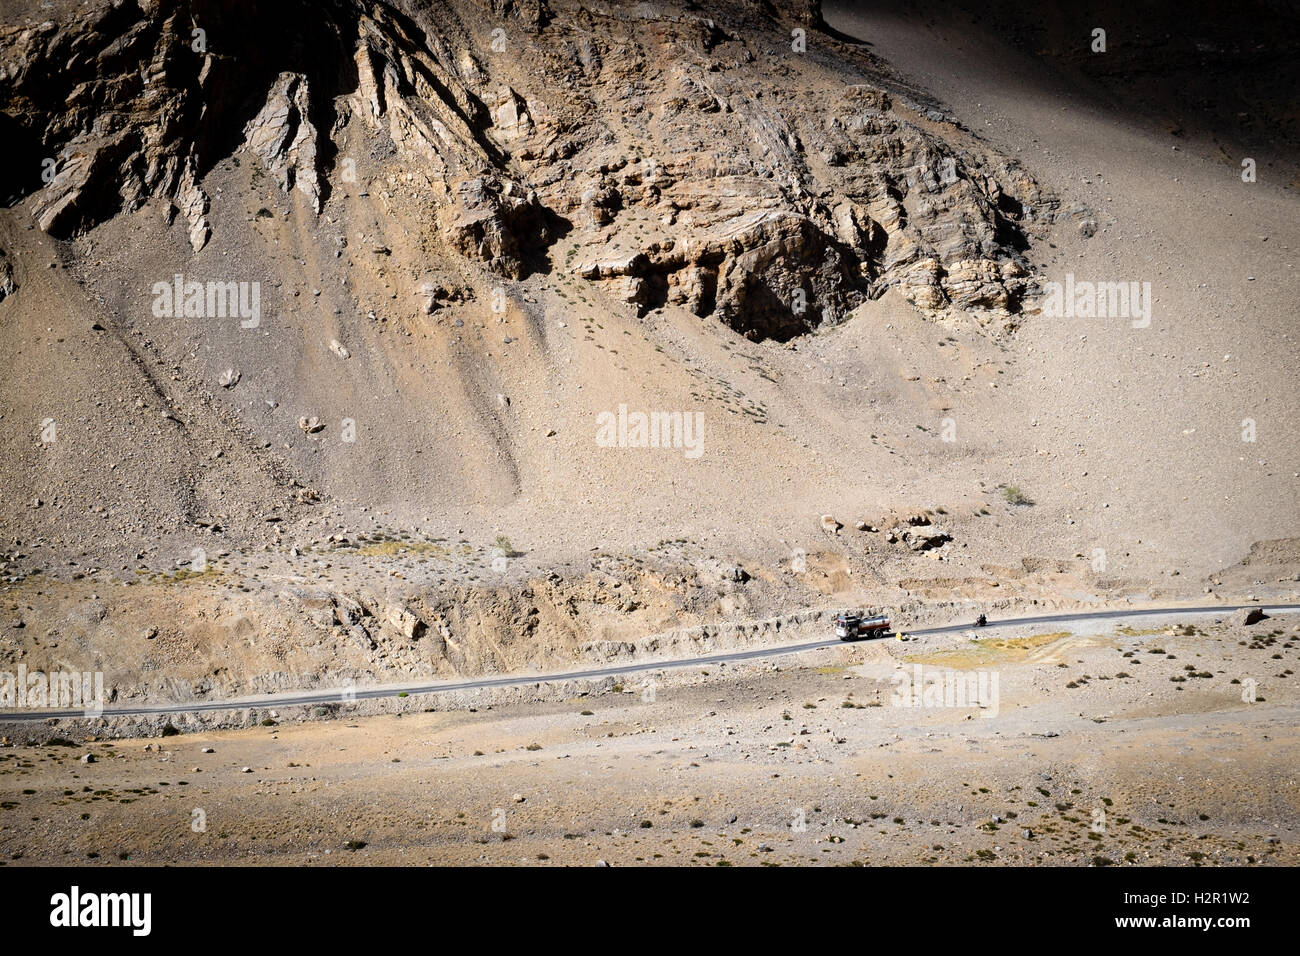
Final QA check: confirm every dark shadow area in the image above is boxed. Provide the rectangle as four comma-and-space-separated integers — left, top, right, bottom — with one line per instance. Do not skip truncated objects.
521, 208, 573, 279
834, 0, 1300, 166
723, 276, 818, 342
0, 113, 46, 207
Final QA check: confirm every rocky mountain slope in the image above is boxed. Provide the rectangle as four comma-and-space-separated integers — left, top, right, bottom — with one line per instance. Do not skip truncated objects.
0, 0, 1295, 706
0, 0, 1064, 561
3, 0, 1054, 331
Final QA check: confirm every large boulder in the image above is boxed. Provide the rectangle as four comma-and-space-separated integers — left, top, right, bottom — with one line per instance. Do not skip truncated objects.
902, 527, 952, 552
1228, 607, 1267, 627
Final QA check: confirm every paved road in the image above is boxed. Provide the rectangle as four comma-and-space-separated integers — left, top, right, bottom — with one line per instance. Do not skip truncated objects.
2, 603, 1296, 721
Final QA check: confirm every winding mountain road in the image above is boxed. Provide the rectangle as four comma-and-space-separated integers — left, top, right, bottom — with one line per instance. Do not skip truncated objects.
2, 603, 1296, 721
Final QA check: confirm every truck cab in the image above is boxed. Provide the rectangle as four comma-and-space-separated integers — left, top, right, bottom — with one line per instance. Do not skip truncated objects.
835, 613, 861, 639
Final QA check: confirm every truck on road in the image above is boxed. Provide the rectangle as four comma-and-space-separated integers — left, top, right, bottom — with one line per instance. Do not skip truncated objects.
835, 611, 891, 640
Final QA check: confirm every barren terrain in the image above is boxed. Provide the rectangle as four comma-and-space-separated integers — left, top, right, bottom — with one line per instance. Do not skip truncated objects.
4, 611, 1298, 866
0, 0, 1297, 867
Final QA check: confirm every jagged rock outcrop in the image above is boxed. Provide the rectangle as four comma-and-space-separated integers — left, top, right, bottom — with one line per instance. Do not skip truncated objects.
441, 176, 560, 279
1, 0, 1056, 337
574, 208, 862, 339
244, 72, 322, 215
3, 6, 217, 243
171, 161, 211, 251
0, 0, 357, 250
0, 249, 14, 302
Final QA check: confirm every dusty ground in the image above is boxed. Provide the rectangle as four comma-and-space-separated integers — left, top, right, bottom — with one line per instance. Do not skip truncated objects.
2, 612, 1296, 866
0, 0, 1296, 868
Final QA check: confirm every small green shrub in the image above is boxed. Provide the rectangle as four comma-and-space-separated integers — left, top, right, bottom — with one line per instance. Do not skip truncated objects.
1002, 485, 1033, 506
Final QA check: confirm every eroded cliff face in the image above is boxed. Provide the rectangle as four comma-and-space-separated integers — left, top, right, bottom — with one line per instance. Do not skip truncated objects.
1, 0, 1056, 340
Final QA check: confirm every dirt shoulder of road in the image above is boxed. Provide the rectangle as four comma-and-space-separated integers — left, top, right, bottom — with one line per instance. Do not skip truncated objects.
2, 613, 1296, 866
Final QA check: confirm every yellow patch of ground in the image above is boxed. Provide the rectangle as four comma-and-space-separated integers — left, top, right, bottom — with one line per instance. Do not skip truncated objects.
351, 540, 452, 558
906, 630, 1076, 669
135, 565, 227, 586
